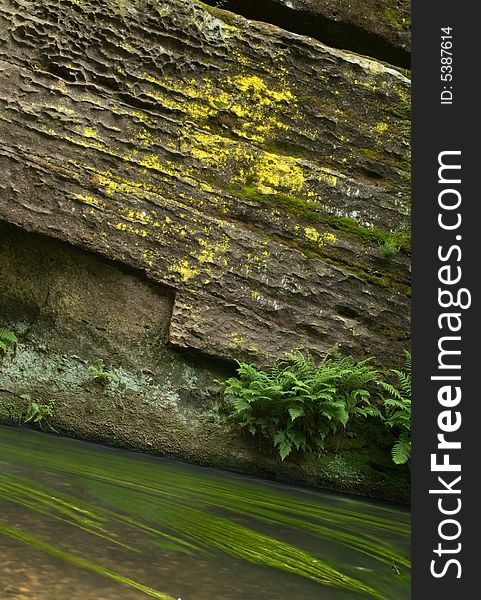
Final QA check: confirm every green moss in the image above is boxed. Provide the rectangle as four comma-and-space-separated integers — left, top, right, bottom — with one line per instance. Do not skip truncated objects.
379, 235, 400, 257
383, 326, 410, 342
327, 217, 411, 253
361, 148, 387, 162
234, 185, 411, 256
262, 141, 312, 160
361, 148, 411, 174
322, 257, 411, 296
192, 0, 239, 27
383, 7, 411, 32
238, 185, 321, 222
320, 455, 364, 486
0, 398, 21, 424
386, 98, 411, 121
314, 418, 410, 500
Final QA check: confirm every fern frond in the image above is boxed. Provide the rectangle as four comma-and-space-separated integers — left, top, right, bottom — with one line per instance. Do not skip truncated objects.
378, 380, 401, 399
0, 328, 17, 353
391, 433, 411, 465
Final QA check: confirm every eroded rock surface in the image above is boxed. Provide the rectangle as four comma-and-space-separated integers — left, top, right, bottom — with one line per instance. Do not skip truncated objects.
0, 0, 410, 367
204, 0, 411, 68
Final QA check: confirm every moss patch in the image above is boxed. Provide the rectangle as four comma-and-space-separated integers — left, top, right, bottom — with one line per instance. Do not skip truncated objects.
235, 185, 411, 252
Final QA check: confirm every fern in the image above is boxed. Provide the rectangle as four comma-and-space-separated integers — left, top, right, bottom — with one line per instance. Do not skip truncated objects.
391, 433, 411, 465
222, 348, 380, 461
0, 328, 17, 355
20, 394, 56, 429
379, 351, 411, 465
288, 406, 304, 421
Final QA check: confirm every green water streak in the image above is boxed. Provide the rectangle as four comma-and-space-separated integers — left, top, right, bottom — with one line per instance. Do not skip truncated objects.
0, 438, 409, 565
0, 523, 176, 600
84, 478, 386, 598
0, 428, 410, 599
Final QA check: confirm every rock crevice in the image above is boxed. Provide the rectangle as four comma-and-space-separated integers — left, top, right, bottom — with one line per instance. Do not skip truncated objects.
202, 0, 410, 68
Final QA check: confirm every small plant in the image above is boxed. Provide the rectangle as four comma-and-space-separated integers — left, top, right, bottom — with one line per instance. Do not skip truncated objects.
20, 394, 56, 428
89, 359, 119, 386
379, 235, 400, 257
0, 328, 17, 355
222, 348, 380, 461
323, 455, 363, 486
379, 351, 411, 465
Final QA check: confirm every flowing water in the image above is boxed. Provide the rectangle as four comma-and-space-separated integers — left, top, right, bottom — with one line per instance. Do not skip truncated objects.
0, 426, 410, 600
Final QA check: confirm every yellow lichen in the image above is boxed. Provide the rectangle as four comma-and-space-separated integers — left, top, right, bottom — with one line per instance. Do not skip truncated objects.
318, 170, 338, 188
254, 153, 305, 194
228, 75, 293, 105
65, 135, 105, 151
323, 232, 337, 243
187, 131, 232, 168
97, 174, 118, 196
304, 227, 320, 242
374, 122, 389, 134
227, 332, 245, 348
142, 248, 161, 268
72, 193, 100, 207
173, 259, 201, 283
303, 228, 337, 247
120, 208, 152, 225
196, 237, 230, 266
137, 129, 153, 146
139, 154, 165, 171
82, 127, 98, 138
115, 222, 148, 238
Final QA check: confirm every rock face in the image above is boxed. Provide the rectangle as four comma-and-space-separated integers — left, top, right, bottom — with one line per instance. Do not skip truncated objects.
0, 221, 409, 502
204, 0, 411, 68
0, 0, 410, 368
0, 0, 410, 499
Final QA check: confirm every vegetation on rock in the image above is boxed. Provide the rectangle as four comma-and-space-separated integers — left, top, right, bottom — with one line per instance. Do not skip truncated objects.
18, 394, 56, 429
89, 359, 119, 386
222, 348, 381, 460
0, 0, 411, 505
380, 352, 411, 465
222, 348, 411, 466
0, 328, 17, 355
0, 0, 411, 369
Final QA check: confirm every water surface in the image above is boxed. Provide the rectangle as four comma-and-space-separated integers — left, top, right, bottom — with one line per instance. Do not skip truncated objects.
0, 426, 410, 599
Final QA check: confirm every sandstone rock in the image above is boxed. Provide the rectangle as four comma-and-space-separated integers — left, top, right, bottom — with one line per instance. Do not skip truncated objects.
0, 0, 410, 367
204, 0, 411, 68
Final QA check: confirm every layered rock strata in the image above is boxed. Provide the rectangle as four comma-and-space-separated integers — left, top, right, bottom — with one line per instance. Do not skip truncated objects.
0, 0, 410, 367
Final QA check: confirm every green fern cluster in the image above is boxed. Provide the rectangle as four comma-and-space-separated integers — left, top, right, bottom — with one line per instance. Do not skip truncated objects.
379, 352, 411, 465
223, 348, 380, 461
0, 328, 17, 355
19, 394, 56, 428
